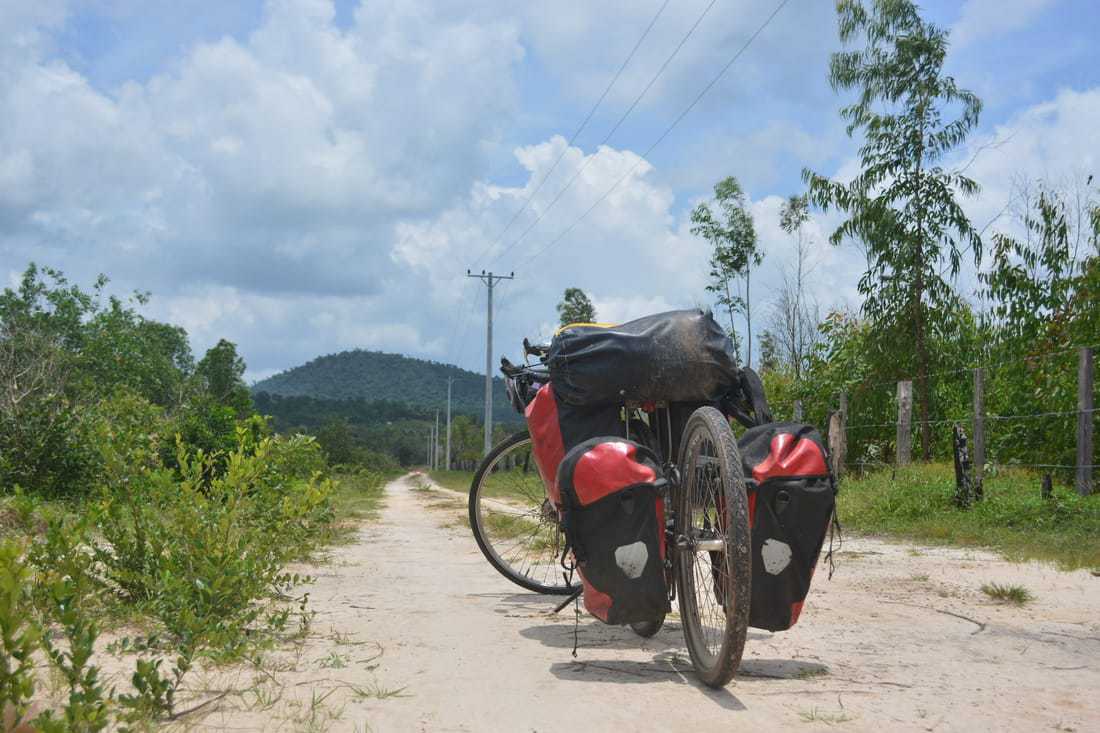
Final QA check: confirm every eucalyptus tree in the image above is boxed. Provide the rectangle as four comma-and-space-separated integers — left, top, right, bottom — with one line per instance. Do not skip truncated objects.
802, 0, 983, 459
776, 194, 818, 379
691, 176, 761, 367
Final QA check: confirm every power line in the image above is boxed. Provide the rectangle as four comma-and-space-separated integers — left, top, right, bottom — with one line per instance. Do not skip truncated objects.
468, 0, 673, 268
488, 0, 723, 269
515, 0, 792, 268
441, 277, 480, 368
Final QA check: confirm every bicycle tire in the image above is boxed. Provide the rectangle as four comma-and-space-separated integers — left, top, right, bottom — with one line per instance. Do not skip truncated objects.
674, 406, 751, 688
468, 430, 579, 595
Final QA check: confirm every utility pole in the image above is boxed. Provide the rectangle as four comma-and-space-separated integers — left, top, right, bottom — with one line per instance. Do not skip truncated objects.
467, 269, 514, 455
426, 429, 431, 468
445, 377, 453, 471
433, 407, 442, 471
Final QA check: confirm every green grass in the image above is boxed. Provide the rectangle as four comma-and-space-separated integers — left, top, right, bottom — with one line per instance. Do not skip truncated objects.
429, 470, 560, 552
840, 463, 1100, 570
427, 470, 472, 493
980, 582, 1035, 605
429, 468, 545, 504
325, 469, 400, 544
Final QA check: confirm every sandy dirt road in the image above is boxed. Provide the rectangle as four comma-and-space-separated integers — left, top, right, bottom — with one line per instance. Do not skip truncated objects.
191, 473, 1100, 732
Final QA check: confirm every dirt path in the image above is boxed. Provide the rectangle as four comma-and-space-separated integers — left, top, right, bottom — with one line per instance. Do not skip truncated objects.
191, 473, 1100, 732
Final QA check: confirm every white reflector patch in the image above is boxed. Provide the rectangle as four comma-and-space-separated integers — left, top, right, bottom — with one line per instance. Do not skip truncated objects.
615, 541, 649, 579
761, 539, 792, 575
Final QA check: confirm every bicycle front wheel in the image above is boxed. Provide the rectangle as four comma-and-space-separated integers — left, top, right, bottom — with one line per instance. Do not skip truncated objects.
468, 431, 578, 595
675, 406, 751, 688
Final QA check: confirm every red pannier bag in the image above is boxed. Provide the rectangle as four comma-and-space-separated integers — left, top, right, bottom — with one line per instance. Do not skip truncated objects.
524, 383, 623, 507
556, 438, 670, 625
738, 422, 836, 631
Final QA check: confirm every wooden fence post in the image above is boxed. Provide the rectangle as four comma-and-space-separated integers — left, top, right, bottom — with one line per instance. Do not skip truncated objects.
828, 410, 845, 479
897, 380, 913, 466
1078, 347, 1094, 496
973, 368, 985, 495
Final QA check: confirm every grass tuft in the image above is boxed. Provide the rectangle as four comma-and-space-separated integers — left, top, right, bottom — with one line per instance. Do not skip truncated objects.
980, 582, 1034, 605
798, 706, 855, 724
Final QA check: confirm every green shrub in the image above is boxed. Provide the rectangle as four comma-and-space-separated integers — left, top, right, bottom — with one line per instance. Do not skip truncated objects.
0, 540, 39, 723
35, 578, 111, 732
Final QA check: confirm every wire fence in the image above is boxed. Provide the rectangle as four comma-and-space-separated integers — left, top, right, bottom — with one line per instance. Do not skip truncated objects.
817, 345, 1097, 494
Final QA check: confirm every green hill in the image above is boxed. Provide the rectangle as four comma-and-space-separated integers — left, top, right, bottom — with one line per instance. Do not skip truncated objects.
251, 349, 518, 425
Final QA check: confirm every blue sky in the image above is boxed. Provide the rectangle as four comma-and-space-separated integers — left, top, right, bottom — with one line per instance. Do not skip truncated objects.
2, 0, 1098, 381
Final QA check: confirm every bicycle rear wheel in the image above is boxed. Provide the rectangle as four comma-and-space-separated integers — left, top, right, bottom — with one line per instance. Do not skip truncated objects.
468, 431, 578, 595
674, 406, 751, 687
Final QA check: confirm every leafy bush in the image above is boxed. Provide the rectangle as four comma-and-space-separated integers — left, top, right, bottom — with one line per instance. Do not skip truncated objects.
0, 540, 38, 724
89, 432, 333, 656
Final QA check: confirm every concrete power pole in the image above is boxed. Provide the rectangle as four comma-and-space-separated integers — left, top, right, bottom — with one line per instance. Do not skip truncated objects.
467, 270, 514, 455
445, 377, 453, 471
433, 410, 440, 470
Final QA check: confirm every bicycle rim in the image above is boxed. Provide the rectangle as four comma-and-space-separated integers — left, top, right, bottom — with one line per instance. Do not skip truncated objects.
468, 433, 578, 595
675, 407, 751, 687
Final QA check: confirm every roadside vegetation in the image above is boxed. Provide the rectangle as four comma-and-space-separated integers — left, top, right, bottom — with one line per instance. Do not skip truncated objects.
0, 265, 398, 729
839, 464, 1100, 570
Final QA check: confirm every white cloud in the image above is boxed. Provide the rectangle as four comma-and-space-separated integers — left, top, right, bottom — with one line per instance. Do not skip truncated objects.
952, 0, 1057, 48
2, 0, 1096, 380
957, 87, 1100, 245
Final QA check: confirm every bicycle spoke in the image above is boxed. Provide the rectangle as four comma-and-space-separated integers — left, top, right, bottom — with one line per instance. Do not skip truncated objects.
471, 435, 575, 594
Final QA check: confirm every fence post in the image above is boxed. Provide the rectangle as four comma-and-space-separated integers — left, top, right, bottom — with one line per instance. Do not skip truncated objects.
973, 368, 985, 494
897, 380, 913, 466
793, 399, 804, 422
1078, 347, 1094, 496
828, 410, 845, 479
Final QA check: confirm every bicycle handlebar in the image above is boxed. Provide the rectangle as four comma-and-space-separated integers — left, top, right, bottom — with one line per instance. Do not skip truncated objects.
523, 338, 550, 359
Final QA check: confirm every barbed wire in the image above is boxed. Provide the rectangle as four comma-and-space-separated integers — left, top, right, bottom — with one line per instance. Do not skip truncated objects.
845, 407, 1098, 431
851, 461, 1097, 471
849, 342, 1098, 394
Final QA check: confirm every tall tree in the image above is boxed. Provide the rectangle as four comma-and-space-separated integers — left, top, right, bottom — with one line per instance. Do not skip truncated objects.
556, 287, 597, 327
691, 176, 761, 367
196, 339, 252, 417
803, 0, 983, 459
775, 194, 819, 379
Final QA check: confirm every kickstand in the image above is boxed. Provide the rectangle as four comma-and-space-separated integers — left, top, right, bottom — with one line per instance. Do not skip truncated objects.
552, 587, 582, 614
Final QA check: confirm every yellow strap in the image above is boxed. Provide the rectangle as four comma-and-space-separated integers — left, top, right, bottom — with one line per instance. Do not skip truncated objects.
554, 321, 619, 335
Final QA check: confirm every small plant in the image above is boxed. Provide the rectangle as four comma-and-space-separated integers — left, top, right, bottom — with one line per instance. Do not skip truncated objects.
348, 682, 410, 701
319, 652, 350, 669
980, 582, 1034, 605
36, 579, 112, 732
799, 706, 855, 724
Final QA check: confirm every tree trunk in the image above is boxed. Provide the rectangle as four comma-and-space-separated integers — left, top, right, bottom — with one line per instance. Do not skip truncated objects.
914, 111, 932, 461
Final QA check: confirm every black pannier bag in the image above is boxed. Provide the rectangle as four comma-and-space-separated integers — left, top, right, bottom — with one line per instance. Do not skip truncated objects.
548, 309, 740, 406
557, 438, 670, 625
738, 422, 836, 631
524, 383, 624, 507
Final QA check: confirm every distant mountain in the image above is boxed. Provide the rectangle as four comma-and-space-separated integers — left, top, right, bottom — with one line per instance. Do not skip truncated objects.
251, 349, 518, 425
